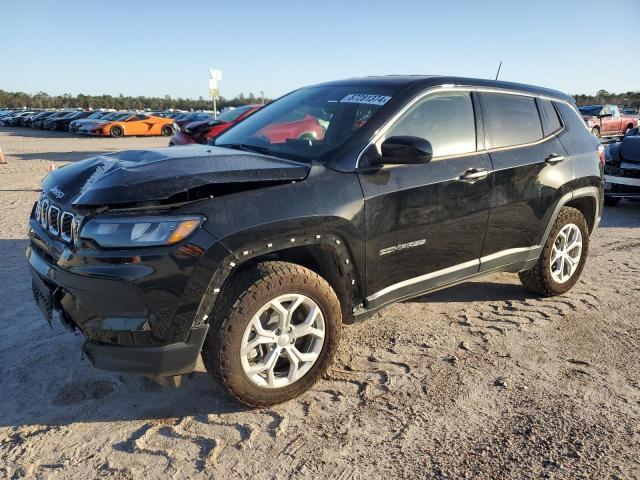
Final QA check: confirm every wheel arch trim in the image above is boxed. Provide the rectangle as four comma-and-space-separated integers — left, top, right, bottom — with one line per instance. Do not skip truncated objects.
194, 233, 362, 327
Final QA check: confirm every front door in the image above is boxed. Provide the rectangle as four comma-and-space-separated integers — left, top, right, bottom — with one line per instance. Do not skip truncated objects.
357, 90, 492, 309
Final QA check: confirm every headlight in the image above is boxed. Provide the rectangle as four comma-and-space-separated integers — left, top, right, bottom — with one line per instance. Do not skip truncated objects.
80, 215, 203, 248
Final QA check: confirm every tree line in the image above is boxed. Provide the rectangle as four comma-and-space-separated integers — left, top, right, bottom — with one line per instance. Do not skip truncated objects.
1, 88, 639, 110
572, 90, 639, 108
0, 90, 271, 111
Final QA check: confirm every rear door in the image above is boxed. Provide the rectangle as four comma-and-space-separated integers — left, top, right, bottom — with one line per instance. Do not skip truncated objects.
478, 92, 573, 271
358, 90, 493, 308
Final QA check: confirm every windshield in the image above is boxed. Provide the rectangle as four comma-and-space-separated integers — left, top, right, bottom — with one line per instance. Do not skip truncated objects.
579, 106, 602, 116
213, 85, 395, 161
87, 112, 105, 119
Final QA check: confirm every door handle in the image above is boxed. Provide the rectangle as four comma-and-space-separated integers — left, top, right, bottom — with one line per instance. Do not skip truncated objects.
545, 153, 565, 165
459, 168, 489, 182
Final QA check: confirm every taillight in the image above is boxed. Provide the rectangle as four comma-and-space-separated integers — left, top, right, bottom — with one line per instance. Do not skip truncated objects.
597, 144, 605, 167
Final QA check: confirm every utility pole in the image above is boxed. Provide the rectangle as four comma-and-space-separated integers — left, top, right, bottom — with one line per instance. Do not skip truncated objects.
260, 90, 265, 105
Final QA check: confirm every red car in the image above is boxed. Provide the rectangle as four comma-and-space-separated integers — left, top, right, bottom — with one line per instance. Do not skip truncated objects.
256, 112, 326, 143
170, 105, 262, 146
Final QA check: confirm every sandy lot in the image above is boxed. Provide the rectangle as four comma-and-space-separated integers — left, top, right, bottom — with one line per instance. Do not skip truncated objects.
0, 127, 638, 479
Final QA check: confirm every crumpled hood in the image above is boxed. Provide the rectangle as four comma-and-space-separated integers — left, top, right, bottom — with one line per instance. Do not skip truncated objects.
41, 144, 310, 207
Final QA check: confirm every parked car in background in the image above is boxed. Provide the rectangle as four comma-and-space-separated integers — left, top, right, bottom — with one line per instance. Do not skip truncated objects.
68, 111, 112, 132
23, 111, 57, 127
170, 105, 262, 146
579, 104, 638, 138
1, 111, 37, 126
34, 111, 74, 129
45, 110, 95, 131
174, 111, 212, 128
621, 106, 638, 116
27, 76, 603, 407
603, 128, 640, 205
78, 113, 175, 137
43, 111, 81, 130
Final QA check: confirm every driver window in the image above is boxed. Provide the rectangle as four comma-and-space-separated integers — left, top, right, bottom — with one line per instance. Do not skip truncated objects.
386, 92, 476, 157
611, 105, 620, 117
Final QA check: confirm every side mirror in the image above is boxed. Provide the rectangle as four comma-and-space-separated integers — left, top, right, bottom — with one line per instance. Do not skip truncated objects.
380, 136, 433, 164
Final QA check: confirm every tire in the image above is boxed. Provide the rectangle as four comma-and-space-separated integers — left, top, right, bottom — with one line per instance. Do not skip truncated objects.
161, 125, 173, 136
590, 127, 600, 137
110, 125, 124, 138
202, 261, 342, 407
604, 196, 621, 207
519, 207, 589, 296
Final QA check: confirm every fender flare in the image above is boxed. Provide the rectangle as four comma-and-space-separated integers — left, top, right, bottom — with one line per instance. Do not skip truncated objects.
541, 186, 601, 244
194, 232, 361, 326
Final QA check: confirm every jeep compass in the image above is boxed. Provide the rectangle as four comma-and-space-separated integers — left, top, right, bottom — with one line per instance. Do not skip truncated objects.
27, 76, 604, 407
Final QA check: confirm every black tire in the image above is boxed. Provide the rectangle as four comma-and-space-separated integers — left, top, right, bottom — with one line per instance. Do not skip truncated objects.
590, 127, 600, 137
604, 196, 621, 207
161, 125, 173, 136
202, 261, 342, 407
518, 207, 589, 296
110, 125, 124, 138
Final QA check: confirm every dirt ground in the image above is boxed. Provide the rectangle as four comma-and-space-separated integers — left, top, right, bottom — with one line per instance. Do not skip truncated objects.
0, 127, 638, 479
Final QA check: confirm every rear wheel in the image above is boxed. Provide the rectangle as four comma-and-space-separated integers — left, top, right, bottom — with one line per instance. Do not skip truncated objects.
604, 196, 621, 207
161, 125, 173, 136
110, 125, 124, 137
202, 261, 341, 407
519, 207, 589, 296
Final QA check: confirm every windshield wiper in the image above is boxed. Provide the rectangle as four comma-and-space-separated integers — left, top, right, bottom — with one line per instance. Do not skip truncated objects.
217, 143, 273, 156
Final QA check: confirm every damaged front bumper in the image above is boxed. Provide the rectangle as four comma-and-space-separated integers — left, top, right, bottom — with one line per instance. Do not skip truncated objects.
26, 216, 225, 376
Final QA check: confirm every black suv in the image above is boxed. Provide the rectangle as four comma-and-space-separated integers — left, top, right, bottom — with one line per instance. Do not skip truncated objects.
27, 76, 604, 407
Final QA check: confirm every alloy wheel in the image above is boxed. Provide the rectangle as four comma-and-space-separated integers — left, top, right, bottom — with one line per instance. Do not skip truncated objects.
550, 223, 583, 284
240, 293, 325, 389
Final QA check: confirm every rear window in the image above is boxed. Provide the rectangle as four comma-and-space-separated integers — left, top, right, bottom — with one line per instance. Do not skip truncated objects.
538, 99, 563, 135
482, 93, 543, 149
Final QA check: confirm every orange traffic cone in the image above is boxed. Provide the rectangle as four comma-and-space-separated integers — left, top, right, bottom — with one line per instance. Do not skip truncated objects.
48, 163, 56, 172
0, 146, 6, 164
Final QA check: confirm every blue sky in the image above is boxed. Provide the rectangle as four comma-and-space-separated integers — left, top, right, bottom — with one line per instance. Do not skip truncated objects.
1, 0, 638, 99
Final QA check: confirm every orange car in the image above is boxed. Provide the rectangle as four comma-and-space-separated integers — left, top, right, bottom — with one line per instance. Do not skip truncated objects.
77, 113, 175, 137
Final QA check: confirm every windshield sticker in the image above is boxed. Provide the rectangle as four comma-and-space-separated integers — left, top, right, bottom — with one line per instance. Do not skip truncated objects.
340, 94, 391, 106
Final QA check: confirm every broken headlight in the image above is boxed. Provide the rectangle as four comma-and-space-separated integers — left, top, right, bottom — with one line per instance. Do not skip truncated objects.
80, 215, 203, 248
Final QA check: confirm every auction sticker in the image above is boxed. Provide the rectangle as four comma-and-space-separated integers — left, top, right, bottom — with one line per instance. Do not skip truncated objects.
340, 94, 391, 106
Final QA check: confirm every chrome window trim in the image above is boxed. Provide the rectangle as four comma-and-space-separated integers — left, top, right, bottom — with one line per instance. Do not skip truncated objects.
355, 85, 584, 170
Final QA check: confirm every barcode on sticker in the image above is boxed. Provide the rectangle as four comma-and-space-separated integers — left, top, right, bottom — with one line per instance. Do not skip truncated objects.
340, 94, 391, 106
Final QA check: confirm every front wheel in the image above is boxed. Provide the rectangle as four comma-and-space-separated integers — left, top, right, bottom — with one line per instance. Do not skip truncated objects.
519, 207, 589, 296
110, 125, 124, 137
202, 261, 341, 407
591, 127, 599, 137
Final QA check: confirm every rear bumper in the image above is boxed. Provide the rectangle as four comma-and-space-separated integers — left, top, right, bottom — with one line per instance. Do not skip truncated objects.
84, 324, 209, 376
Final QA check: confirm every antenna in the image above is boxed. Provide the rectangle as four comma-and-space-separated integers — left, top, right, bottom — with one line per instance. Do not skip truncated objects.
495, 61, 503, 80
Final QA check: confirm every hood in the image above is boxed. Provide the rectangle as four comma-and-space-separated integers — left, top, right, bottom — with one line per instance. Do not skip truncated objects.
41, 144, 310, 207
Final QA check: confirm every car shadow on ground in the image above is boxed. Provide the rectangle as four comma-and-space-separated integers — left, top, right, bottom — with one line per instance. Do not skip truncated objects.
408, 280, 531, 304
0, 126, 76, 138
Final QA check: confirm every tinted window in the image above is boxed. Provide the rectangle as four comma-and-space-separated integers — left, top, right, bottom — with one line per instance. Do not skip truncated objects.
483, 93, 543, 148
538, 99, 562, 135
387, 92, 476, 157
